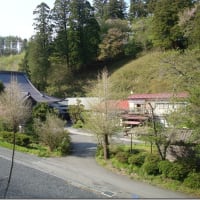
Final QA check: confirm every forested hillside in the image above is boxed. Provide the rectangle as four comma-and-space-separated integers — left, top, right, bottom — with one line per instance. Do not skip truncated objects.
1, 0, 200, 98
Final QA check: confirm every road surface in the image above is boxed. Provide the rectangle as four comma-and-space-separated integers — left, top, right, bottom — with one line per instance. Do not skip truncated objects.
0, 127, 195, 198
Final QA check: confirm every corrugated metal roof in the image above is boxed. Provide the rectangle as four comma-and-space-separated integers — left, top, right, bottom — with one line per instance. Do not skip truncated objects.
128, 92, 188, 100
0, 71, 60, 103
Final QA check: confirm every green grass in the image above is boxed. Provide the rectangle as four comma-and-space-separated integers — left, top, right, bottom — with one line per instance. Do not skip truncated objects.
0, 52, 24, 71
0, 138, 61, 157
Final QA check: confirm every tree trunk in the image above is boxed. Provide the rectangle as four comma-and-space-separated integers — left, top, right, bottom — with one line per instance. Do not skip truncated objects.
4, 126, 17, 198
103, 134, 110, 160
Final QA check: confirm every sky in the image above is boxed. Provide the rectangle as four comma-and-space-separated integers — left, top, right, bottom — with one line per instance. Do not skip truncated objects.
0, 0, 56, 39
0, 0, 129, 40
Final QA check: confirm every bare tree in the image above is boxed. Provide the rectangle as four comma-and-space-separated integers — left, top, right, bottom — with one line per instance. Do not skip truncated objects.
0, 80, 31, 198
86, 68, 120, 160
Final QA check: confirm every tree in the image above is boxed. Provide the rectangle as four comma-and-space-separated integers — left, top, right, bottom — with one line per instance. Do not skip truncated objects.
51, 0, 70, 66
129, 0, 148, 19
0, 81, 4, 93
152, 0, 181, 49
130, 17, 153, 51
186, 86, 200, 137
86, 68, 120, 160
152, 0, 194, 50
93, 0, 108, 22
68, 99, 85, 124
0, 80, 31, 198
68, 0, 100, 70
106, 0, 127, 20
98, 27, 127, 61
28, 2, 52, 90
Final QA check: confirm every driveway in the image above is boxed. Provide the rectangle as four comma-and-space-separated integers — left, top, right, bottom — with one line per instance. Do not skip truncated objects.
0, 127, 194, 198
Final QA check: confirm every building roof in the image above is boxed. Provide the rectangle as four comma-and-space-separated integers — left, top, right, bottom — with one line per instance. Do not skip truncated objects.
128, 92, 188, 100
0, 71, 60, 103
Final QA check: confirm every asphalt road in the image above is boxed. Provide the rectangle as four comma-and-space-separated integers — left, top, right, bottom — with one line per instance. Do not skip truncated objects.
0, 128, 195, 199
0, 157, 103, 199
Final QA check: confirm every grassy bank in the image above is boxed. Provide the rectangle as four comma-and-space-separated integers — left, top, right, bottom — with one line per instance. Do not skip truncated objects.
0, 138, 62, 157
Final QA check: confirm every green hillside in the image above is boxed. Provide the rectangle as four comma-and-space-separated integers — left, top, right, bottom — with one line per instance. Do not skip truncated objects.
0, 53, 24, 71
0, 49, 199, 99
109, 49, 200, 98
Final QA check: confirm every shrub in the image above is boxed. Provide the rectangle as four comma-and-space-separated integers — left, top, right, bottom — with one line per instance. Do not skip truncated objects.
96, 145, 104, 158
15, 134, 31, 147
115, 151, 130, 164
141, 154, 160, 175
183, 172, 200, 189
168, 162, 190, 181
34, 113, 70, 152
0, 131, 32, 147
158, 160, 173, 177
128, 152, 146, 167
110, 145, 126, 157
59, 133, 71, 155
73, 120, 84, 128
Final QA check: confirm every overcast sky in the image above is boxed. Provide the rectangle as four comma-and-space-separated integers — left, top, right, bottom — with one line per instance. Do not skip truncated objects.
0, 0, 129, 40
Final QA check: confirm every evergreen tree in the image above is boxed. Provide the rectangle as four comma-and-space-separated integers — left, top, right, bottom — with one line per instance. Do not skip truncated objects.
68, 0, 100, 70
106, 0, 127, 20
68, 0, 87, 70
93, 0, 108, 21
28, 3, 52, 90
129, 0, 148, 19
33, 3, 53, 49
152, 0, 182, 49
51, 0, 70, 66
152, 0, 195, 50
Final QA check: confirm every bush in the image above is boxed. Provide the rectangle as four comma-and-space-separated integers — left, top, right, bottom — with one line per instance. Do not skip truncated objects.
73, 120, 84, 128
115, 151, 130, 164
0, 131, 32, 147
141, 154, 160, 175
168, 162, 190, 181
59, 133, 71, 155
128, 152, 146, 167
110, 145, 127, 157
158, 160, 173, 177
34, 113, 70, 152
96, 145, 104, 158
183, 172, 200, 189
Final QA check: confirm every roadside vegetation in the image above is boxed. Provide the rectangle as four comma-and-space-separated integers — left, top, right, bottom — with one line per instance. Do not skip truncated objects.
96, 143, 200, 197
0, 100, 71, 157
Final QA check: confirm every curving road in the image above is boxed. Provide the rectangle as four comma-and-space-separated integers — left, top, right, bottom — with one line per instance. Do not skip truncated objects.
0, 127, 195, 199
